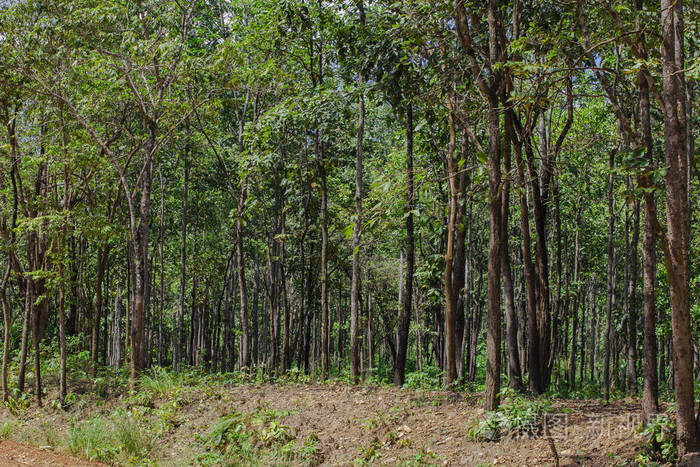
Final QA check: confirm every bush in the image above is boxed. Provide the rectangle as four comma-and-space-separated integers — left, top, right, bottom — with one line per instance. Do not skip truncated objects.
204, 407, 295, 463
636, 414, 676, 465
403, 366, 444, 390
468, 388, 550, 441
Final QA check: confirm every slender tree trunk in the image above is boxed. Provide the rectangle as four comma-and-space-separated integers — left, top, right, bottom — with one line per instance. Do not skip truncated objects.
513, 125, 541, 393
58, 264, 67, 407
638, 48, 659, 422
1, 264, 10, 402
91, 247, 107, 375
158, 163, 165, 366
131, 133, 154, 382
236, 178, 251, 370
604, 149, 616, 401
253, 259, 260, 368
175, 151, 189, 369
484, 0, 504, 409
350, 0, 365, 384
444, 100, 458, 385
627, 192, 640, 394
501, 93, 522, 390
319, 157, 329, 380
394, 103, 414, 386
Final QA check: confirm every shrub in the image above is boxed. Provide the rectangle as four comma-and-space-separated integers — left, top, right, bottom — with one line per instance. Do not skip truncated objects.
403, 366, 444, 390
468, 388, 550, 441
636, 414, 676, 465
204, 407, 295, 463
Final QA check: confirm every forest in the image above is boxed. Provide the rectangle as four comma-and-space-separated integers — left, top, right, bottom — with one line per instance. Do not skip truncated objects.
0, 0, 699, 465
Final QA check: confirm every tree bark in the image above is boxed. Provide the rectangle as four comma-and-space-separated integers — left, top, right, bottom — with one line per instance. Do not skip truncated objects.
394, 103, 414, 386
350, 0, 365, 385
660, 0, 695, 454
444, 100, 458, 385
638, 47, 659, 422
604, 149, 616, 401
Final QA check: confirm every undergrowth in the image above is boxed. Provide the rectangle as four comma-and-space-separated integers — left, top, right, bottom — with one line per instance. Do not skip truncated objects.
197, 404, 318, 465
468, 388, 551, 441
636, 413, 677, 465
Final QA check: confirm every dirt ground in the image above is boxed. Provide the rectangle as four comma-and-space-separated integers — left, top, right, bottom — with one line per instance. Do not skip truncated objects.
0, 440, 103, 466
168, 383, 644, 465
1, 382, 645, 466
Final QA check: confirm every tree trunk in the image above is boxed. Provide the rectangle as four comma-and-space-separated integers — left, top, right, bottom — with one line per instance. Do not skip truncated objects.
235, 178, 251, 369
604, 149, 616, 401
350, 0, 365, 384
319, 154, 330, 379
484, 0, 504, 409
175, 151, 189, 369
1, 264, 10, 401
91, 247, 107, 375
660, 0, 695, 454
131, 135, 153, 381
501, 92, 522, 390
626, 191, 640, 394
394, 103, 414, 386
638, 50, 659, 422
444, 100, 458, 385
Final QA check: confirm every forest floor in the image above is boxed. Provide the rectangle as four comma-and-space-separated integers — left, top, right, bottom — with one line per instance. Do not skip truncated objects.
0, 372, 649, 466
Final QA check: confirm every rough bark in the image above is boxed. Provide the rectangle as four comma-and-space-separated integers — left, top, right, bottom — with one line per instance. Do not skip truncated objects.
660, 0, 695, 454
350, 0, 365, 384
394, 103, 414, 386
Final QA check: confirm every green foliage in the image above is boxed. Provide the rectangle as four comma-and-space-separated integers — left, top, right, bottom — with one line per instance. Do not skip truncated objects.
114, 417, 153, 459
354, 438, 380, 465
68, 414, 153, 463
403, 366, 444, 390
4, 391, 30, 417
140, 366, 182, 398
203, 406, 295, 464
69, 418, 120, 463
0, 420, 18, 439
468, 388, 551, 441
636, 414, 677, 465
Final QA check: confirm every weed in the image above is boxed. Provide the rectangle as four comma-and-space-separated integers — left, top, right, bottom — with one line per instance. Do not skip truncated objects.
354, 438, 380, 465
406, 446, 439, 466
40, 420, 60, 447
204, 407, 294, 464
69, 417, 120, 463
298, 432, 321, 462
4, 392, 30, 417
404, 366, 444, 390
636, 414, 677, 465
140, 366, 180, 398
0, 420, 18, 439
114, 417, 153, 458
468, 388, 550, 441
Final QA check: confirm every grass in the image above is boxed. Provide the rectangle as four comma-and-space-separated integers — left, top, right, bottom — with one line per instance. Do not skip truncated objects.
67, 415, 154, 463
69, 417, 120, 463
140, 366, 181, 398
0, 420, 18, 439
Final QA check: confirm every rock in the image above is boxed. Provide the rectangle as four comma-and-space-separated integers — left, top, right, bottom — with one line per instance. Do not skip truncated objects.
678, 453, 700, 466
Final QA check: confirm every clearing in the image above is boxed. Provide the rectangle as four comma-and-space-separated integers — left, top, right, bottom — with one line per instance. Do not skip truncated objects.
0, 375, 645, 466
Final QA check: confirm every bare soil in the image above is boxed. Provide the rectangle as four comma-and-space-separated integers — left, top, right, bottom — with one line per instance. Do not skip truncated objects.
1, 382, 645, 466
0, 440, 103, 466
